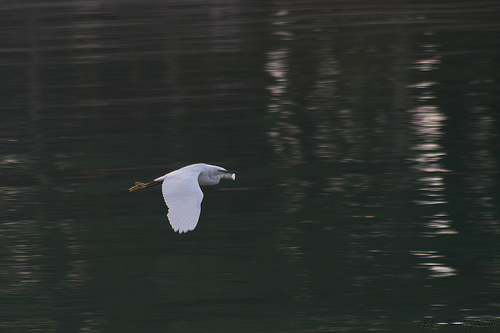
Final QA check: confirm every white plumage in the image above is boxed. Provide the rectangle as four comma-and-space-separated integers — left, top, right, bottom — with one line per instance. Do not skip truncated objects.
129, 163, 238, 233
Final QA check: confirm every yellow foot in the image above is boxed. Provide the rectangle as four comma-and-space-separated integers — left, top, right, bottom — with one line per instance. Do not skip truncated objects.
129, 182, 147, 192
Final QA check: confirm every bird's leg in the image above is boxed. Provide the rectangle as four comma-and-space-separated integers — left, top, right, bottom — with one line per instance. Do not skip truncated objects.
129, 181, 161, 192
129, 182, 148, 192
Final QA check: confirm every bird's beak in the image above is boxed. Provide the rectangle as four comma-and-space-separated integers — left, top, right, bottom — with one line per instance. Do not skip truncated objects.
220, 170, 240, 180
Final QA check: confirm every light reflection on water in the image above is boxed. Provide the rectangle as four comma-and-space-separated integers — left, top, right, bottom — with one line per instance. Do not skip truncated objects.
411, 250, 457, 278
408, 45, 453, 236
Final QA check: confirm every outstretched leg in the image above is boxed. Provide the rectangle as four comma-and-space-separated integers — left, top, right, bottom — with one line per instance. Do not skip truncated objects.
129, 181, 161, 192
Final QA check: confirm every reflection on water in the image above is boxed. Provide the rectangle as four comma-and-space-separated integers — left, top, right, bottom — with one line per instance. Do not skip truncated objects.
0, 214, 95, 331
1, 0, 500, 332
409, 104, 453, 235
463, 107, 499, 233
411, 250, 457, 278
409, 40, 456, 238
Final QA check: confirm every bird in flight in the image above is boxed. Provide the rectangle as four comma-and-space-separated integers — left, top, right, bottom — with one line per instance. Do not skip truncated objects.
129, 163, 239, 233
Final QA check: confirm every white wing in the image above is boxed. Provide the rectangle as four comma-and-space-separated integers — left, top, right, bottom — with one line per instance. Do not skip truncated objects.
161, 171, 204, 233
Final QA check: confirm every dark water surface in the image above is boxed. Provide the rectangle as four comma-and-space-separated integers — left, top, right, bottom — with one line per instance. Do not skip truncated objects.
1, 1, 499, 332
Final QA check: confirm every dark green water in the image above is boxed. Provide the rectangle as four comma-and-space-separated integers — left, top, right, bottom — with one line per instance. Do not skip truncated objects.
1, 1, 499, 332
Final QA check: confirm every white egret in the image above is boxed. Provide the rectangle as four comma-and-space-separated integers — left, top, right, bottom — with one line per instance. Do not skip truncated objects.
129, 163, 239, 233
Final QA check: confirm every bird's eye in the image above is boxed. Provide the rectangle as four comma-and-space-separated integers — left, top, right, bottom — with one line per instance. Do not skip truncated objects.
218, 169, 226, 173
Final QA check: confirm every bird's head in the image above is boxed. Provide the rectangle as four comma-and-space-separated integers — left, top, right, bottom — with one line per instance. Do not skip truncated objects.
198, 164, 240, 185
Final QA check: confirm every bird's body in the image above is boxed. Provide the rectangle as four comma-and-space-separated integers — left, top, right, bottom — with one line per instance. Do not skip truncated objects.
129, 163, 238, 233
